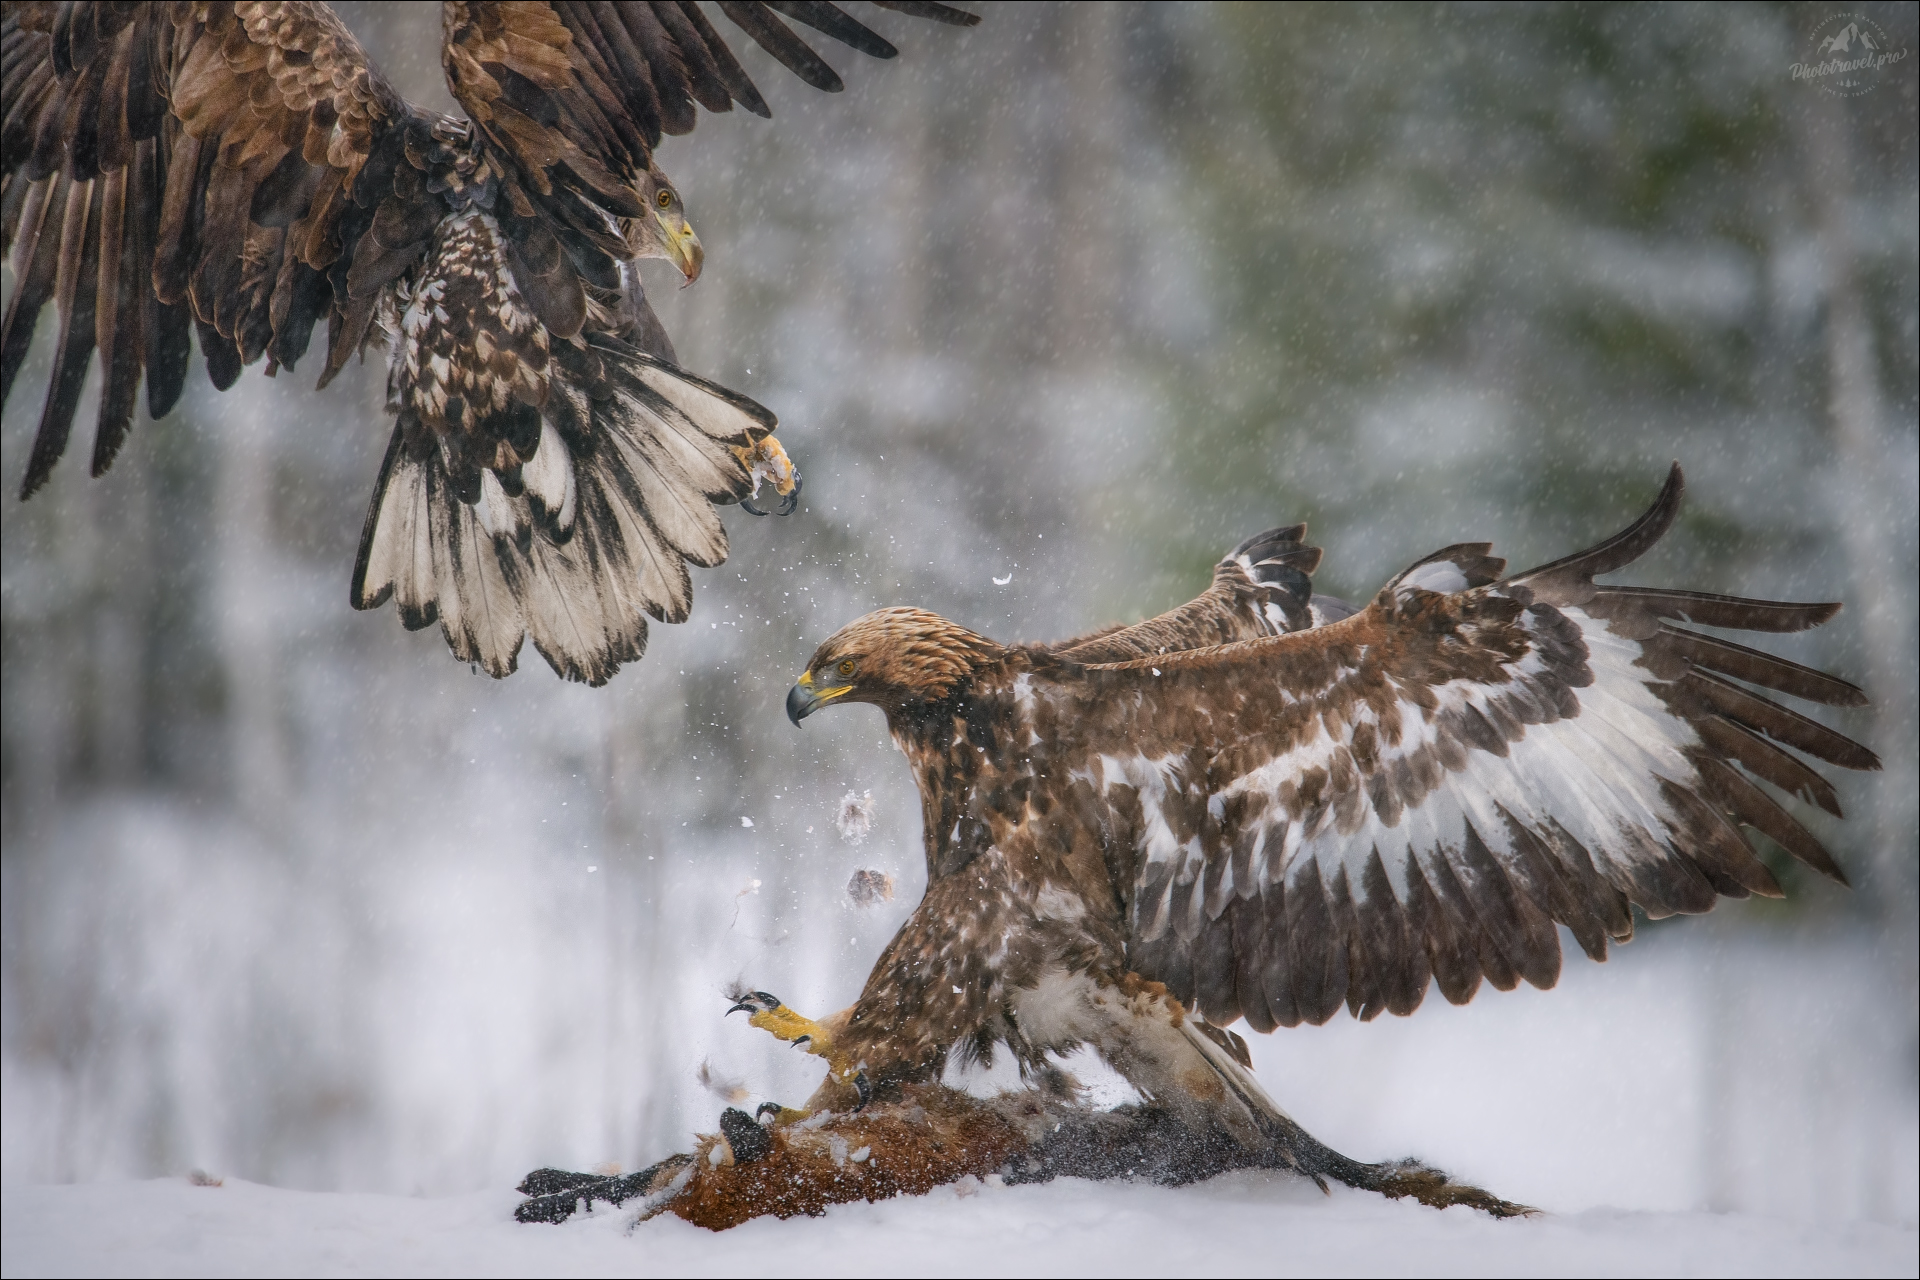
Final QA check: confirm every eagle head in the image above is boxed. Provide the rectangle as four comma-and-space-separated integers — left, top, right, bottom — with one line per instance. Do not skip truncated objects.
787, 608, 1003, 725
622, 162, 703, 284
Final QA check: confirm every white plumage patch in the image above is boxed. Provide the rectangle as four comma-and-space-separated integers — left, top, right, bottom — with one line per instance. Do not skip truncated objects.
521, 420, 576, 536
1124, 597, 1700, 943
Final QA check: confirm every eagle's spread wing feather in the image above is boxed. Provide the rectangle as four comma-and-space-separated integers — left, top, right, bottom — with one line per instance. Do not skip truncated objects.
1053, 526, 1356, 663
444, 1, 977, 261
1057, 468, 1876, 1031
1, 1, 459, 496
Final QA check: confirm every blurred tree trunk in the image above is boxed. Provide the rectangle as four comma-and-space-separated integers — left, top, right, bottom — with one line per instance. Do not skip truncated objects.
89, 462, 153, 787
212, 380, 292, 826
1796, 89, 1918, 935
1054, 3, 1123, 368
882, 42, 931, 354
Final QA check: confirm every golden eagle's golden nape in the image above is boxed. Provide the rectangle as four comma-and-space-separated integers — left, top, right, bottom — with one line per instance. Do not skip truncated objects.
788, 607, 1007, 722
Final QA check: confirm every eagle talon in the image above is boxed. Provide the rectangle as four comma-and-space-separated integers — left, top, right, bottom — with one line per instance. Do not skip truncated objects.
774, 471, 802, 514
727, 990, 782, 1017
727, 989, 865, 1102
740, 474, 800, 517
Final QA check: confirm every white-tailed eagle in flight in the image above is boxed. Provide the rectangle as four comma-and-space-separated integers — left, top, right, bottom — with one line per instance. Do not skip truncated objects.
0, 0, 976, 683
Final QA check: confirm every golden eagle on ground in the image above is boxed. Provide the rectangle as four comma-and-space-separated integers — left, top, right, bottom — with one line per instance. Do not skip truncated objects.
0, 0, 975, 683
738, 466, 1876, 1201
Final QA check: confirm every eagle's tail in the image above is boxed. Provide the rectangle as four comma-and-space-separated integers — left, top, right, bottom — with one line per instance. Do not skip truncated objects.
350, 341, 778, 685
1175, 1016, 1534, 1215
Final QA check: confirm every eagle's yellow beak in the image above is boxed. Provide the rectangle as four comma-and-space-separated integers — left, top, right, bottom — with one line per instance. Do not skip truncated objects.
655, 209, 703, 285
786, 670, 851, 725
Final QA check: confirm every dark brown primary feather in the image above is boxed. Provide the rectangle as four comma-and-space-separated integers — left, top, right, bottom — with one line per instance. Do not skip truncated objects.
442, 0, 977, 368
1, 0, 454, 497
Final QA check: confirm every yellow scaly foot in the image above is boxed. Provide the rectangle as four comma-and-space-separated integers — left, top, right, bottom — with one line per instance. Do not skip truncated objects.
726, 990, 870, 1110
733, 436, 800, 515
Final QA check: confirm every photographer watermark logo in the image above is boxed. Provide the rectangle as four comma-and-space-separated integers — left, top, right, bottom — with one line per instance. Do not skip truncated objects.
1791, 12, 1907, 96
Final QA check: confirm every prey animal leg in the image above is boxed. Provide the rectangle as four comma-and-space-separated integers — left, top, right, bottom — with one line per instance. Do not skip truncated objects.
726, 991, 871, 1111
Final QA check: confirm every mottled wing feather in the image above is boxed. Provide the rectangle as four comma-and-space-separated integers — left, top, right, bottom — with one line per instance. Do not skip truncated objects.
444, 0, 976, 277
1054, 525, 1353, 663
1053, 467, 1875, 1032
0, 0, 453, 496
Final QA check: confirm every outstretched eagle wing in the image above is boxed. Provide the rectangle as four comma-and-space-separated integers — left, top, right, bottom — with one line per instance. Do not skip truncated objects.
1053, 525, 1357, 663
439, 1, 980, 348
1060, 467, 1877, 1031
0, 0, 457, 495
1, 2, 978, 494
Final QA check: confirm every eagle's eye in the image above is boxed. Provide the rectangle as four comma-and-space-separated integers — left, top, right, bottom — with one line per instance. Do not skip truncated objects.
656, 189, 673, 210
836, 659, 856, 679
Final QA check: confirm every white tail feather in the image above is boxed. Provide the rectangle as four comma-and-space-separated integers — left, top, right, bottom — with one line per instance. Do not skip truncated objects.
1175, 1018, 1298, 1129
626, 357, 773, 444
477, 469, 528, 547
603, 415, 729, 566
356, 456, 415, 609
432, 490, 525, 676
353, 448, 439, 629
352, 345, 776, 684
522, 420, 576, 535
636, 392, 747, 499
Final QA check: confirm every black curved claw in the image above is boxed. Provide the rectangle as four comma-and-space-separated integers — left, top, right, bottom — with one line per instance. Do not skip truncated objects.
741, 472, 801, 517
727, 990, 782, 1016
851, 1069, 873, 1113
755, 1101, 786, 1123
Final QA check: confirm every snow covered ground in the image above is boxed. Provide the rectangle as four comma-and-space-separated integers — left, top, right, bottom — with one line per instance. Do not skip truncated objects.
5, 1169, 1916, 1278
6, 862, 1916, 1277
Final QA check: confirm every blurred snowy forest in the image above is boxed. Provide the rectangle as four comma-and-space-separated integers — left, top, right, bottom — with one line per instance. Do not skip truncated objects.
3, 1, 1915, 1224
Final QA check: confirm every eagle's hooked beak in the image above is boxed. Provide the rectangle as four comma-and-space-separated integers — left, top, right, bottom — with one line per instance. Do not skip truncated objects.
786, 671, 850, 726
655, 209, 703, 285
